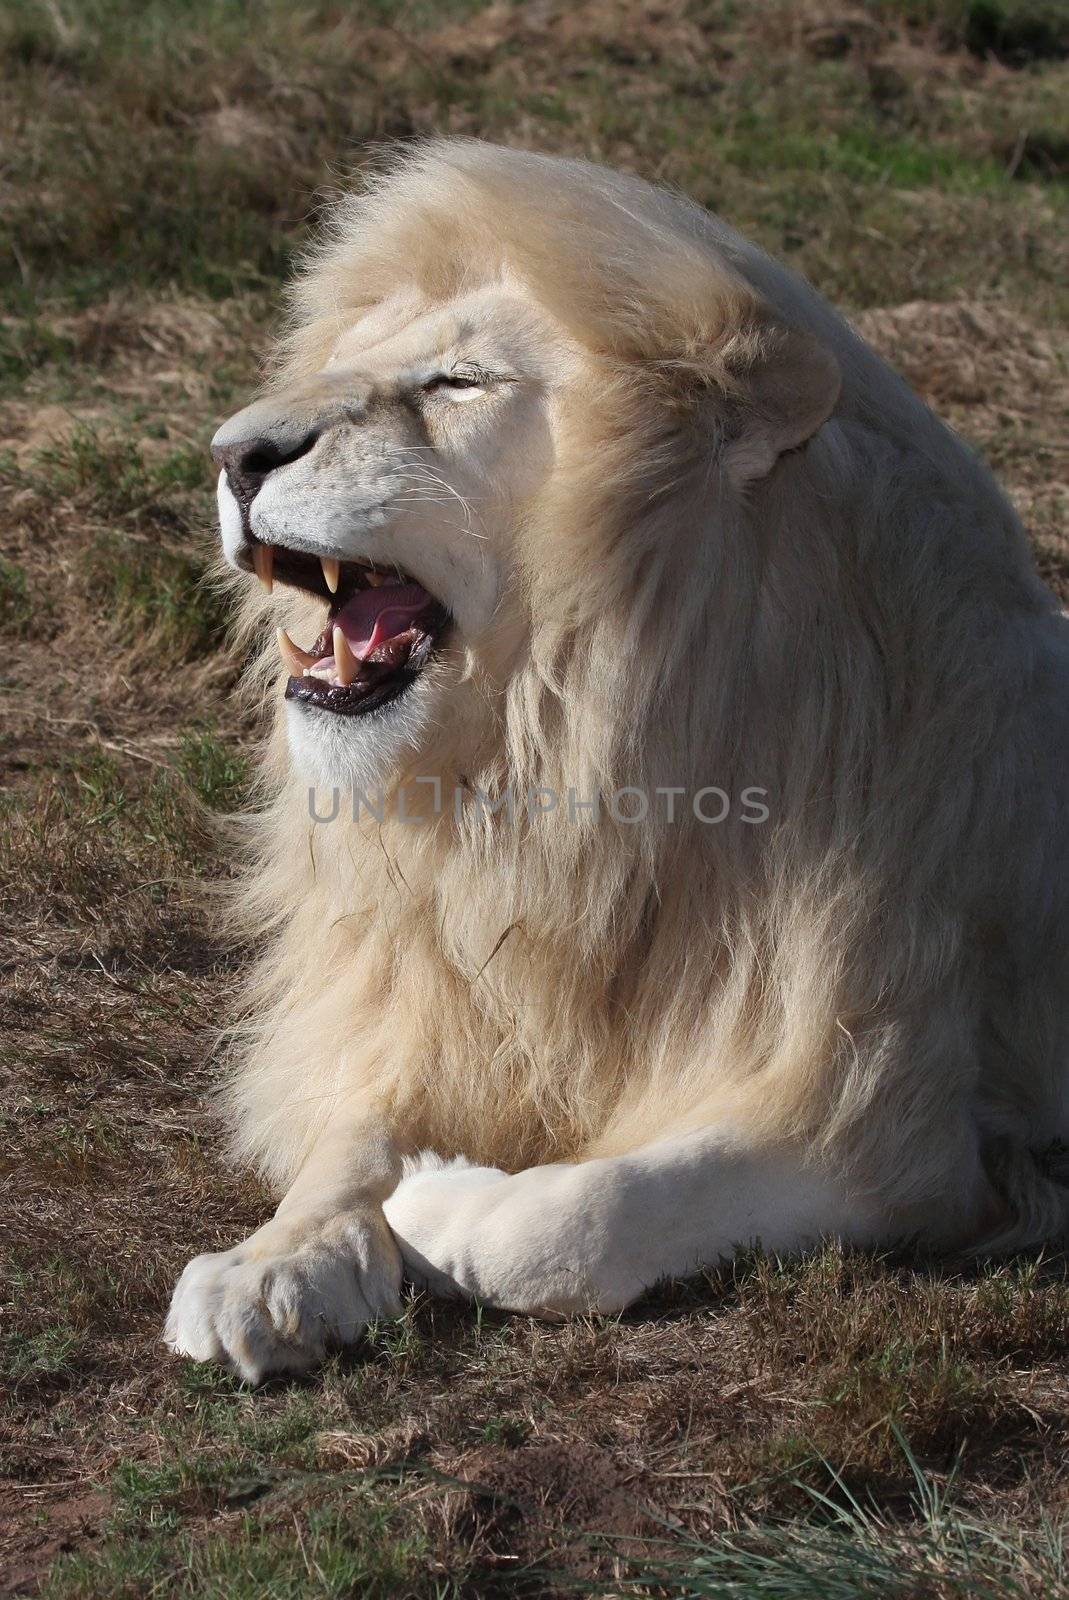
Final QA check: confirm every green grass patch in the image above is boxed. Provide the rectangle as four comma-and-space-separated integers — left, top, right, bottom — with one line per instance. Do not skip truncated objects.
79, 530, 226, 660
31, 426, 210, 523
0, 735, 243, 928
0, 316, 76, 384
0, 1252, 124, 1390
39, 1328, 469, 1590
45, 1485, 441, 1600
476, 1413, 530, 1447
743, 124, 1008, 191
0, 552, 33, 633
5, 423, 227, 659
4, 1323, 88, 1382
602, 1501, 1068, 1599
177, 729, 249, 811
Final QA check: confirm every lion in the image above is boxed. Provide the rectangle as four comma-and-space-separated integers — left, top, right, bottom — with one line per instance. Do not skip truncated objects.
165, 139, 1069, 1382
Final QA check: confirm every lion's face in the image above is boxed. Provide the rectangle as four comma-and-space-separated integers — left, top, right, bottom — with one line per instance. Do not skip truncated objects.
213, 283, 578, 787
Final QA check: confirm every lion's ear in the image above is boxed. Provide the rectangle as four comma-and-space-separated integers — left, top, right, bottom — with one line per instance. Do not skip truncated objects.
724, 323, 841, 486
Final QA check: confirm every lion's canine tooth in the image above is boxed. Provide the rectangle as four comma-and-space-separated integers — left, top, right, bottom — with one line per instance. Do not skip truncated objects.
277, 628, 317, 677
333, 626, 359, 687
321, 556, 340, 594
252, 544, 274, 592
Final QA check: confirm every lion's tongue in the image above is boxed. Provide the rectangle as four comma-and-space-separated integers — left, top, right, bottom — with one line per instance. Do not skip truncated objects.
335, 582, 434, 662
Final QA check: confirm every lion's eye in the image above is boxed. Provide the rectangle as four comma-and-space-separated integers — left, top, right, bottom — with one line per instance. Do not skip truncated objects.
423, 371, 485, 394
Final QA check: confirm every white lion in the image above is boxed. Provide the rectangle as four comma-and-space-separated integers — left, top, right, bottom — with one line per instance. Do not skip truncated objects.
165, 139, 1069, 1382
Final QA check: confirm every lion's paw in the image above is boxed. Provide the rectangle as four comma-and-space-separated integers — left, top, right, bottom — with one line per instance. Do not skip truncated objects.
164, 1212, 403, 1383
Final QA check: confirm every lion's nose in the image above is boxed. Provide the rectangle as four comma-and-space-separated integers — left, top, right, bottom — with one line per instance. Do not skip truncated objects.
211, 426, 321, 509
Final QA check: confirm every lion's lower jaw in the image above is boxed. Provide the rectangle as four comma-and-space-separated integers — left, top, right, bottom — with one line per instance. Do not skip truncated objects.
285, 692, 431, 794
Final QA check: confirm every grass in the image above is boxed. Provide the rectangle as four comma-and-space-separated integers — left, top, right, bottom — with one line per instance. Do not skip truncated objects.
596, 1438, 1069, 1598
0, 0, 1067, 328
0, 423, 226, 658
178, 729, 250, 811
78, 531, 227, 661
6, 1243, 1068, 1593
911, 0, 1069, 61
32, 427, 207, 518
1, 0, 1068, 1595
0, 319, 77, 388
0, 552, 32, 633
43, 1500, 439, 1600
5, 1325, 88, 1383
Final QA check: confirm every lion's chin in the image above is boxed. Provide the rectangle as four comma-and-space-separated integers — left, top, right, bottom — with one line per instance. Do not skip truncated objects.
285, 683, 438, 794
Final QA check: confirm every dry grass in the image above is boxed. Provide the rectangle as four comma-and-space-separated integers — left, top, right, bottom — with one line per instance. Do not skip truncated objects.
1, 1, 1068, 1595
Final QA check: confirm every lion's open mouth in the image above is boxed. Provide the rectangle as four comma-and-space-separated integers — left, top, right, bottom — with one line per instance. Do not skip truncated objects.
247, 541, 449, 718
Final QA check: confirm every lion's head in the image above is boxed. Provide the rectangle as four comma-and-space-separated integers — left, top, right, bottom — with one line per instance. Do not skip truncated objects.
213, 139, 846, 796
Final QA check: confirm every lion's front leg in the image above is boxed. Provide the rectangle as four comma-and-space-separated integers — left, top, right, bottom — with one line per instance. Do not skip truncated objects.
383, 1131, 889, 1315
165, 1119, 404, 1383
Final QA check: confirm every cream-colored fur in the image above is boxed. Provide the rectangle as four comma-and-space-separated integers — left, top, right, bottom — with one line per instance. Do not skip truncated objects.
165, 139, 1069, 1382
